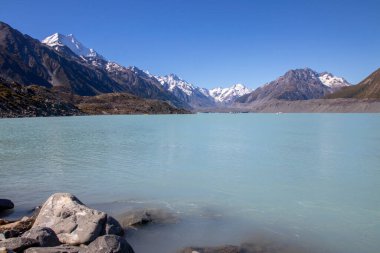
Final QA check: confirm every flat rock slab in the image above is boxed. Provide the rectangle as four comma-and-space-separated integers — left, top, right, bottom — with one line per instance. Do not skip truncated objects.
32, 193, 107, 245
0, 237, 39, 252
24, 246, 82, 253
0, 200, 14, 211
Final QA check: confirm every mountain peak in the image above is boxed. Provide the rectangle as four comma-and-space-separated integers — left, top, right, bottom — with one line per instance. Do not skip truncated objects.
231, 83, 246, 89
42, 33, 105, 60
284, 68, 319, 79
165, 73, 182, 81
127, 66, 152, 77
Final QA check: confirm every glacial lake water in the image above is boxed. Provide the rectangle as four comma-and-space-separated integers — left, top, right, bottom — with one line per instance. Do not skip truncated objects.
0, 114, 380, 253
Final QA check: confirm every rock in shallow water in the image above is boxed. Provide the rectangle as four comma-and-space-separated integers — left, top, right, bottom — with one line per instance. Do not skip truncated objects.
32, 193, 107, 245
117, 208, 178, 228
180, 246, 240, 253
21, 227, 60, 247
0, 200, 14, 212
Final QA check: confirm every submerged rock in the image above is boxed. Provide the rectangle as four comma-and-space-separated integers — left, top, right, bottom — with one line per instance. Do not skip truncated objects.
117, 209, 178, 228
32, 193, 107, 245
180, 246, 240, 253
21, 227, 60, 247
85, 235, 134, 253
0, 200, 14, 212
179, 241, 302, 253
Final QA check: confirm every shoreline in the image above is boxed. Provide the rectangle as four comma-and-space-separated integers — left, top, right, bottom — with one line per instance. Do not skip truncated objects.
0, 195, 335, 253
2, 98, 380, 118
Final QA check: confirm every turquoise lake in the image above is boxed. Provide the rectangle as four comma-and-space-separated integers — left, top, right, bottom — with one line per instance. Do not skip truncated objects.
0, 114, 380, 253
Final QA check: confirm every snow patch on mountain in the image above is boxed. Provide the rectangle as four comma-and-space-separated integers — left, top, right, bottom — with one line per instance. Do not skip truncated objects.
42, 33, 105, 60
318, 72, 350, 88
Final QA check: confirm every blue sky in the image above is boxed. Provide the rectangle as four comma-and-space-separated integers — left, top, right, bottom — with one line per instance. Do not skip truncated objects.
1, 0, 380, 88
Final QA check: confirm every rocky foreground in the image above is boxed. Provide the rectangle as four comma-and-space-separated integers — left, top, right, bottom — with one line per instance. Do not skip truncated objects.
0, 193, 134, 253
1, 194, 312, 253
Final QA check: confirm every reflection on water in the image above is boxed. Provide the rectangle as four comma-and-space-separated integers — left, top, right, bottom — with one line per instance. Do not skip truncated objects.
0, 114, 380, 253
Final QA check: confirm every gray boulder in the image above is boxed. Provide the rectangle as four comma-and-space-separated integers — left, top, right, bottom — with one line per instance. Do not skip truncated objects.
32, 193, 107, 245
0, 200, 14, 212
84, 235, 134, 253
24, 245, 82, 253
102, 216, 124, 236
0, 237, 38, 252
21, 227, 60, 247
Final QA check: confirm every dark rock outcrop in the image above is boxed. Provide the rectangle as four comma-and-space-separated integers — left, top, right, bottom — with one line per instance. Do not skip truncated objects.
0, 200, 13, 212
76, 93, 189, 115
21, 227, 60, 247
0, 78, 82, 118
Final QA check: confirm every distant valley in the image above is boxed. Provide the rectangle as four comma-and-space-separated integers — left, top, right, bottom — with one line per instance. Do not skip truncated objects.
0, 21, 379, 117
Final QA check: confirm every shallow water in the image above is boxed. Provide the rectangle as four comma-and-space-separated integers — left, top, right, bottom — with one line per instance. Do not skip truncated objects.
0, 114, 380, 253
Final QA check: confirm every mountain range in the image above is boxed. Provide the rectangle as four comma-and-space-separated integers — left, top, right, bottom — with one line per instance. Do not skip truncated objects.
0, 21, 379, 116
39, 30, 253, 108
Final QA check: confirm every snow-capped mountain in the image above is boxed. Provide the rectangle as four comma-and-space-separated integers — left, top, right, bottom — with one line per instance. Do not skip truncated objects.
156, 74, 208, 96
209, 84, 251, 103
42, 33, 105, 60
156, 74, 215, 108
237, 68, 350, 103
318, 72, 350, 89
